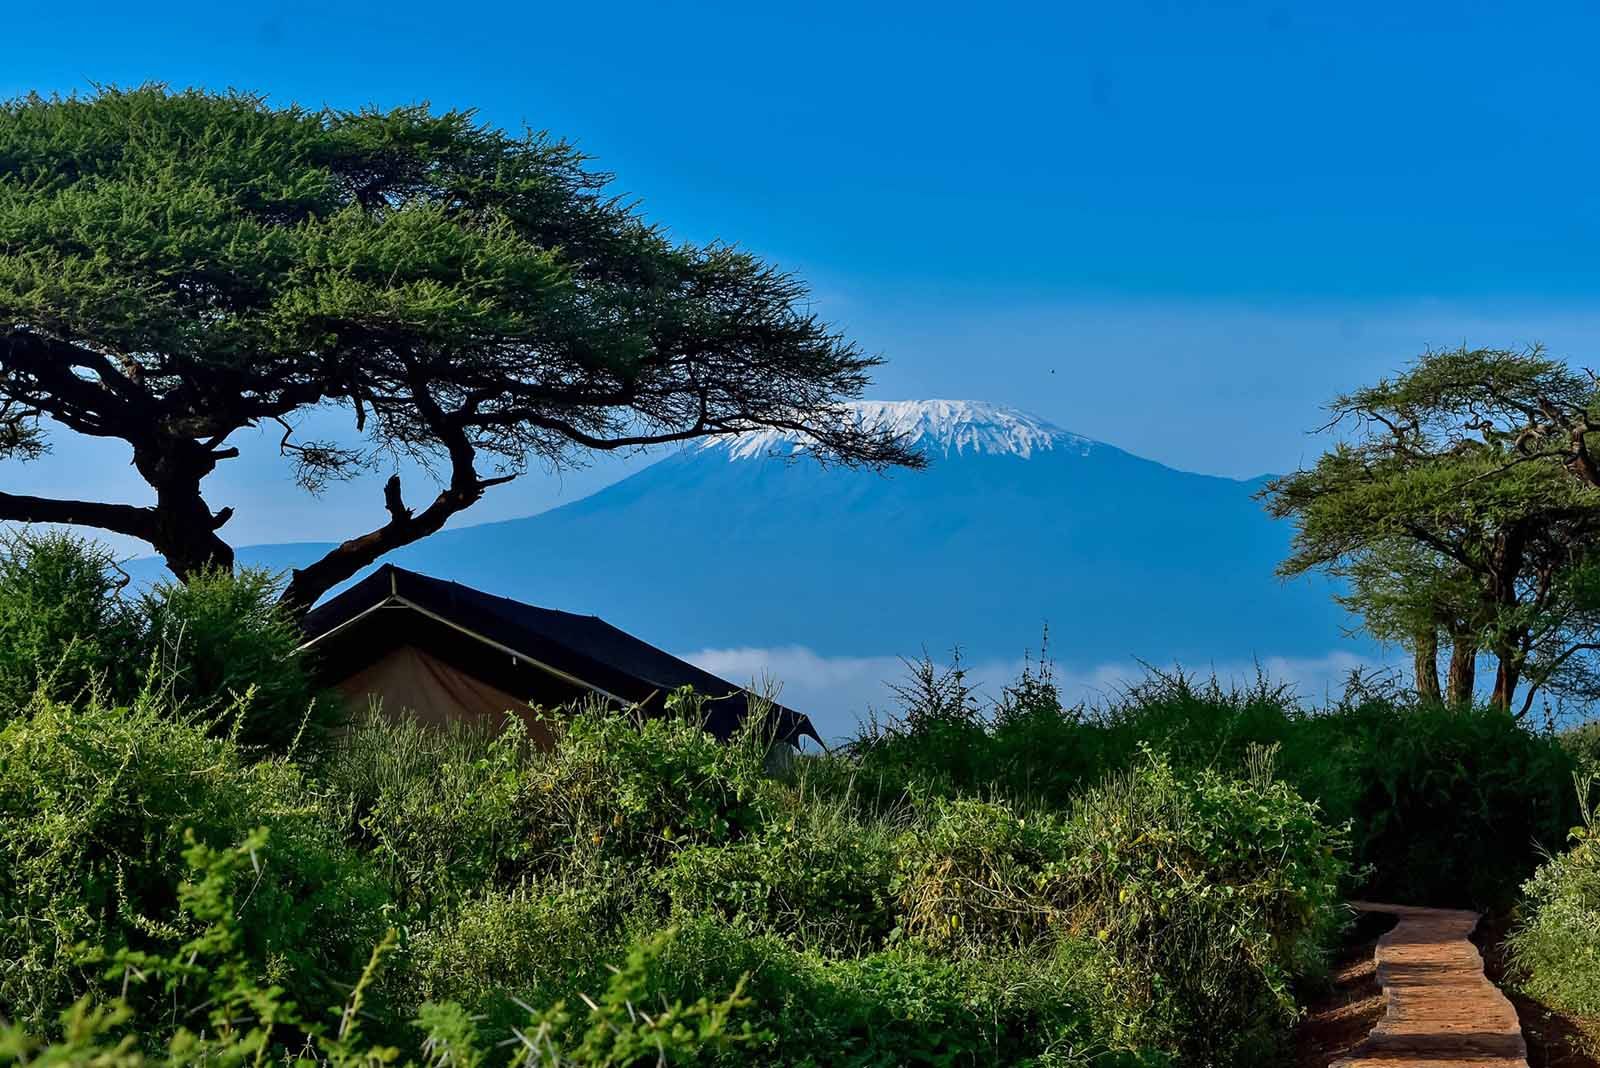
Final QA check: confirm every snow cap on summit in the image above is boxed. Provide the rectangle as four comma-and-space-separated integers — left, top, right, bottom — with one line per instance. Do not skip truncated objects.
702, 400, 1097, 461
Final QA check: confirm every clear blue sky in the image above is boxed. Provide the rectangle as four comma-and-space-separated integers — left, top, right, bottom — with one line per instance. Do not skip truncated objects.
6, 0, 1600, 550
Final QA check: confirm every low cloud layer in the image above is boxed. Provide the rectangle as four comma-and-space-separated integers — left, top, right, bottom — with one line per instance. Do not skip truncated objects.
684, 645, 1390, 742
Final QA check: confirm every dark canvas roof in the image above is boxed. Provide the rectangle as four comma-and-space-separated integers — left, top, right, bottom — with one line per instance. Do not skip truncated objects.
300, 565, 820, 745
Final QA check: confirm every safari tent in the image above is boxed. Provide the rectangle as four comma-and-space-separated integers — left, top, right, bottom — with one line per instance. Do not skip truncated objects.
299, 564, 821, 746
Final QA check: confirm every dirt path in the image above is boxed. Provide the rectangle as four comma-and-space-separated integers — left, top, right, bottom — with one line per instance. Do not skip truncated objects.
1330, 901, 1528, 1068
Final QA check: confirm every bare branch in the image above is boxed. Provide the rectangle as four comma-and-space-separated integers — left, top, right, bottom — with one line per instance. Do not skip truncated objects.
0, 489, 159, 543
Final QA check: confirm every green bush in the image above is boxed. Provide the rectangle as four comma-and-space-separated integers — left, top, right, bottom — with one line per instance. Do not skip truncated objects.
0, 833, 755, 1068
0, 690, 389, 1033
0, 539, 340, 758
848, 656, 1112, 811
1054, 750, 1347, 1063
1103, 677, 1578, 910
0, 654, 1397, 1065
657, 793, 900, 956
848, 661, 1578, 911
1279, 698, 1579, 909
403, 883, 623, 1038
1562, 721, 1600, 780
321, 712, 531, 911
0, 529, 140, 714
613, 914, 1153, 1068
518, 701, 778, 878
1506, 777, 1600, 1015
896, 797, 1073, 952
140, 566, 341, 753
322, 700, 783, 911
890, 750, 1347, 1064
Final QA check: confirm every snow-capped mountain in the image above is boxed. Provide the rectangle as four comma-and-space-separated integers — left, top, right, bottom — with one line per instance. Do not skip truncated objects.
706, 400, 1098, 461
131, 400, 1361, 733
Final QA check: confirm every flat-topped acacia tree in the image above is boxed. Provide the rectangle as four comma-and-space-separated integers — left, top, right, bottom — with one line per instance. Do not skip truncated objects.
0, 87, 918, 611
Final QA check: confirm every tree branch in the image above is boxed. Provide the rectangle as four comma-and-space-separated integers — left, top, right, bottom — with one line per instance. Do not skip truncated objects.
1515, 641, 1600, 719
278, 377, 516, 613
0, 489, 159, 542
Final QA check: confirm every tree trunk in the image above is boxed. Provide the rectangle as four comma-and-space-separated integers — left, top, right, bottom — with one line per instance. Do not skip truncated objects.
150, 511, 236, 580
1490, 655, 1521, 713
1487, 617, 1528, 712
1445, 635, 1477, 706
1483, 532, 1528, 713
1413, 629, 1443, 703
132, 438, 236, 581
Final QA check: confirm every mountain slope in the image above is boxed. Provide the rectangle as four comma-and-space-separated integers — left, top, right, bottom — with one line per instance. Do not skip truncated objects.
165, 401, 1356, 687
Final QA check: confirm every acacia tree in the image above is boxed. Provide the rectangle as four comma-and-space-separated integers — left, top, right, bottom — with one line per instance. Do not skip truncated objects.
1263, 350, 1600, 714
1330, 540, 1481, 704
0, 88, 919, 611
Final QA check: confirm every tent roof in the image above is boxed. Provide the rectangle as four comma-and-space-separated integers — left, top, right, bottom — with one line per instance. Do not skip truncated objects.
300, 564, 820, 745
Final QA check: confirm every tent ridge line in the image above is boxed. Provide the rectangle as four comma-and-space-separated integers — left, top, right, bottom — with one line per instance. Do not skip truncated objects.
297, 593, 401, 652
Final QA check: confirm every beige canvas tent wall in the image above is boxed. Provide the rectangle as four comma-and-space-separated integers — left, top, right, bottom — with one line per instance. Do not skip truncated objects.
331, 643, 556, 746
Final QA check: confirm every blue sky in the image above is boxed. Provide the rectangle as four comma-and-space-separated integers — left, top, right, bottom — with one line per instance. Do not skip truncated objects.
5, 0, 1600, 551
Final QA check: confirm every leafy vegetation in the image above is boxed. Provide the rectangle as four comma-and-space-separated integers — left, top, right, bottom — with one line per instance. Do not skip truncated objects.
140, 565, 343, 751
851, 661, 1579, 909
1507, 776, 1600, 1016
0, 529, 140, 709
0, 688, 388, 1029
0, 530, 335, 747
6, 639, 1580, 1066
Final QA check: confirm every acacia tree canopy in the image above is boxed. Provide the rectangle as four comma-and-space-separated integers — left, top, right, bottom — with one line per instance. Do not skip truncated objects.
0, 87, 919, 610
1263, 347, 1600, 715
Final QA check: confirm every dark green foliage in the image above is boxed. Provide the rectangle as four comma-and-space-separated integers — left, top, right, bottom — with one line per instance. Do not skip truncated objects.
0, 833, 754, 1067
849, 661, 1579, 911
891, 753, 1347, 1064
13, 619, 1555, 1066
849, 657, 1112, 809
895, 797, 1073, 952
657, 795, 901, 956
404, 884, 621, 1037
0, 536, 339, 755
319, 712, 530, 911
1054, 753, 1346, 1062
0, 691, 389, 1032
1281, 698, 1579, 909
516, 701, 778, 876
0, 86, 916, 609
616, 915, 1152, 1068
0, 529, 139, 713
141, 566, 341, 752
1562, 721, 1600, 779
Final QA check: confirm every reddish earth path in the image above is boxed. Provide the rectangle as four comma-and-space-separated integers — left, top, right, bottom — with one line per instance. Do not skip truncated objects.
1331, 901, 1527, 1068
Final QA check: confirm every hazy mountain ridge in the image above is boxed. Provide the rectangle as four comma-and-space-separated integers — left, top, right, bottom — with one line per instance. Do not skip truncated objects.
131, 402, 1360, 707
